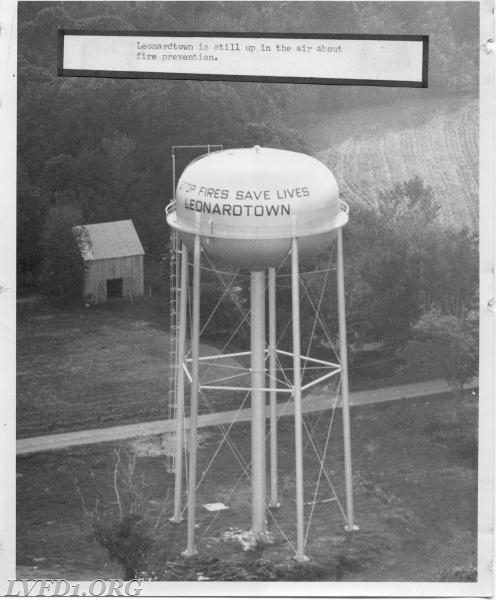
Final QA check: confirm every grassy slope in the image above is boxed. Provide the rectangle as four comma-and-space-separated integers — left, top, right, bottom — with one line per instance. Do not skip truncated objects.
293, 95, 478, 230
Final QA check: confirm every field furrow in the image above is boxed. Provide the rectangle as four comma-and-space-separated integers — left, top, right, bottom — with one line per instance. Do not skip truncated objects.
316, 100, 478, 230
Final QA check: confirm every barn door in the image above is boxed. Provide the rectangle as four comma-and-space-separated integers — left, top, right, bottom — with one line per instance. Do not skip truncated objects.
106, 278, 123, 299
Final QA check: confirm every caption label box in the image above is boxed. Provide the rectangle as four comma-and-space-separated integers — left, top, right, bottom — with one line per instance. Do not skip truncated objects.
59, 31, 428, 87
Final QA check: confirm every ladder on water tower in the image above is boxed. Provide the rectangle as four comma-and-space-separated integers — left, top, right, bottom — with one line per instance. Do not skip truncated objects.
165, 144, 223, 474
166, 226, 181, 473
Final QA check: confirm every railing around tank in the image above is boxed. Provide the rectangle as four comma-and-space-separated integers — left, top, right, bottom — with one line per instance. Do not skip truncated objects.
339, 199, 349, 215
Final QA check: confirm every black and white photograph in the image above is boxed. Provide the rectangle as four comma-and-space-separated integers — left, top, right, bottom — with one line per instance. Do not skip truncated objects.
1, 0, 494, 595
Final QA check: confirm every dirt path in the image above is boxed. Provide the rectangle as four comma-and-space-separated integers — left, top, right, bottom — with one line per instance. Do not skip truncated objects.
17, 379, 477, 455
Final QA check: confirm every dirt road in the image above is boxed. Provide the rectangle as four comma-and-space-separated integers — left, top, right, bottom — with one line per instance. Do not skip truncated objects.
16, 379, 477, 455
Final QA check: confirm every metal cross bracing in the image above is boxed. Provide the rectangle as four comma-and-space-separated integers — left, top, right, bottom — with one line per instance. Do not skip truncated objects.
169, 238, 357, 559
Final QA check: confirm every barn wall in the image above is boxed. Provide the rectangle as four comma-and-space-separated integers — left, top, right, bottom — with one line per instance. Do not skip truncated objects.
84, 255, 144, 304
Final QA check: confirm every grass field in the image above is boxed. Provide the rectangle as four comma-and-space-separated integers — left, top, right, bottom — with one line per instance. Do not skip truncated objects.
295, 96, 478, 231
17, 299, 171, 437
17, 298, 402, 439
17, 391, 477, 581
17, 298, 252, 437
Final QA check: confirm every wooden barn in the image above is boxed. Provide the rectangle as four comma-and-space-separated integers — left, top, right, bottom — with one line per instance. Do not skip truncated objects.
77, 220, 145, 304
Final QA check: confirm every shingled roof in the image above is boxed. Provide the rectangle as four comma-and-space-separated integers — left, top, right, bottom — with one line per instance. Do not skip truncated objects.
76, 220, 145, 261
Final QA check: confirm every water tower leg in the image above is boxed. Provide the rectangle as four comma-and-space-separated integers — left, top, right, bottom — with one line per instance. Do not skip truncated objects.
291, 238, 309, 562
170, 243, 189, 523
182, 235, 201, 557
336, 228, 358, 532
268, 267, 280, 509
250, 270, 267, 537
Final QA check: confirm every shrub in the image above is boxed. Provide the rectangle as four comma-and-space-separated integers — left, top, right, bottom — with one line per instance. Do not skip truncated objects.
75, 446, 175, 579
93, 513, 163, 580
400, 309, 478, 400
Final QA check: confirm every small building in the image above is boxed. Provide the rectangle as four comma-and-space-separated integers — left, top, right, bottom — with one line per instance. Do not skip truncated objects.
77, 219, 145, 304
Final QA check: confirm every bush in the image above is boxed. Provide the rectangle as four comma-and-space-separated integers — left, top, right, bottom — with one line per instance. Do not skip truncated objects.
93, 514, 164, 580
400, 309, 478, 399
76, 447, 176, 579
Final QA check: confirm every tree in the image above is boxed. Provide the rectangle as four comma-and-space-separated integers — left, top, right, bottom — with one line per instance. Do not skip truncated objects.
39, 202, 88, 306
400, 308, 478, 403
17, 160, 48, 284
420, 227, 478, 317
342, 177, 441, 347
342, 176, 478, 349
376, 175, 441, 224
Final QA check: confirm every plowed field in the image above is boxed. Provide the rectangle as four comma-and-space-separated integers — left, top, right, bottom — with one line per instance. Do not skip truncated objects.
297, 97, 478, 230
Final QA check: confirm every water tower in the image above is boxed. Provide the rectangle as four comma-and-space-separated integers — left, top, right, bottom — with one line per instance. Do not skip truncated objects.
165, 146, 357, 562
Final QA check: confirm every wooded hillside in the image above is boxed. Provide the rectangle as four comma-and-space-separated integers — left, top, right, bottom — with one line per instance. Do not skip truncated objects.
18, 1, 479, 283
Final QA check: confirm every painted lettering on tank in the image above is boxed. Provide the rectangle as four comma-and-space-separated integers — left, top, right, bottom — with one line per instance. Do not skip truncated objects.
235, 190, 272, 201
276, 186, 310, 199
183, 198, 290, 216
198, 186, 230, 199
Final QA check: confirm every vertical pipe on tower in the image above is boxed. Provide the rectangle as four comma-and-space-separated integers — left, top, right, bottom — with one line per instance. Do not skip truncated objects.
268, 267, 279, 508
291, 238, 308, 562
250, 270, 267, 536
182, 235, 201, 557
171, 151, 176, 201
170, 242, 189, 523
336, 227, 358, 532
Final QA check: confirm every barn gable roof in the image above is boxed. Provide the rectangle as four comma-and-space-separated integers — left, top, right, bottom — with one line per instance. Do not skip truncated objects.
76, 220, 145, 261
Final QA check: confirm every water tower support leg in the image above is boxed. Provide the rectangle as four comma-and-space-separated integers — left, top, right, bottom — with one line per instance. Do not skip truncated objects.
336, 228, 358, 532
291, 238, 309, 562
268, 267, 280, 509
182, 235, 201, 557
170, 243, 189, 523
250, 270, 267, 537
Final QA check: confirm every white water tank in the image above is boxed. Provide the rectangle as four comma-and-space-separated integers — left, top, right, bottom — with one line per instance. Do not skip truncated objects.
166, 146, 348, 270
